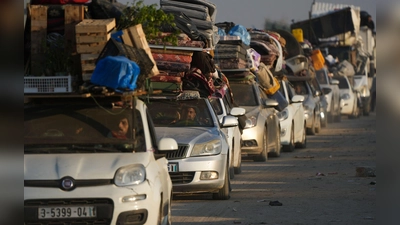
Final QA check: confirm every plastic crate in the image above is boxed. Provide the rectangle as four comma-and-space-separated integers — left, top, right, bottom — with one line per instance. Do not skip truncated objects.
24, 76, 72, 93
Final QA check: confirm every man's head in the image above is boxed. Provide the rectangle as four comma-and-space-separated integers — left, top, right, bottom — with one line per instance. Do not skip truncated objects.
118, 118, 129, 136
186, 107, 197, 121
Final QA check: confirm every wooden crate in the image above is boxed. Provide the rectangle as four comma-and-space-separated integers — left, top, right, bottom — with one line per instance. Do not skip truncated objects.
80, 54, 99, 81
30, 5, 48, 76
120, 24, 159, 76
75, 18, 115, 54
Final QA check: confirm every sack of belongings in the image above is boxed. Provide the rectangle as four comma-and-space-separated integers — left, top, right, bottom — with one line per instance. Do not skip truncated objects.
256, 62, 280, 95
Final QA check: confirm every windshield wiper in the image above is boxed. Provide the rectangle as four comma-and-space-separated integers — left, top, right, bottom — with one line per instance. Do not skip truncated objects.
70, 145, 121, 152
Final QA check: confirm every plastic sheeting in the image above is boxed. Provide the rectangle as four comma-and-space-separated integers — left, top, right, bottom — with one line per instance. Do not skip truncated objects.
91, 56, 141, 91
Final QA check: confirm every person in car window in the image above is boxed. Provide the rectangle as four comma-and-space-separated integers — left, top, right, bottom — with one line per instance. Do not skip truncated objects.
109, 117, 130, 139
173, 106, 201, 126
294, 83, 305, 95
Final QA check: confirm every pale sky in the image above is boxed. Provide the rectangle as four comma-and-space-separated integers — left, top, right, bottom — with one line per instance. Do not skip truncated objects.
119, 0, 376, 29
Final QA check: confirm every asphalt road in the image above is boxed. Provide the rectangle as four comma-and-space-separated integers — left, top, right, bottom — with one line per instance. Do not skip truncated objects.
170, 112, 376, 225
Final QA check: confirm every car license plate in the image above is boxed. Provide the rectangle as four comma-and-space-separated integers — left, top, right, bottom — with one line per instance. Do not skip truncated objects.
168, 162, 178, 172
38, 206, 96, 219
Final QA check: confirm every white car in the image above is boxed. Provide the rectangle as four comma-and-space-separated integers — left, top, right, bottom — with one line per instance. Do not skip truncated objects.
315, 67, 342, 122
335, 75, 361, 118
210, 90, 246, 176
277, 79, 307, 153
24, 96, 177, 225
145, 92, 239, 200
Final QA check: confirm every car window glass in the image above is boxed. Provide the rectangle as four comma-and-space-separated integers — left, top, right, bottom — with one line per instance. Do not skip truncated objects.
230, 83, 258, 106
291, 81, 308, 95
147, 99, 214, 127
337, 78, 349, 89
210, 98, 223, 115
222, 97, 231, 113
316, 69, 329, 84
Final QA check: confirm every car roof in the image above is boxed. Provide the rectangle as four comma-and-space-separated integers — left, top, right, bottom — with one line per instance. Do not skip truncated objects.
285, 75, 313, 82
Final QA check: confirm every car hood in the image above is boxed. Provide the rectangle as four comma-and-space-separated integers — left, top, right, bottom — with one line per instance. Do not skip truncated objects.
155, 127, 223, 144
24, 152, 153, 180
241, 106, 260, 117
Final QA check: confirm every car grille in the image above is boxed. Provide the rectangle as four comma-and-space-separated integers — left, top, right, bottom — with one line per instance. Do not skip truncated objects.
24, 198, 113, 225
165, 145, 189, 159
169, 172, 195, 184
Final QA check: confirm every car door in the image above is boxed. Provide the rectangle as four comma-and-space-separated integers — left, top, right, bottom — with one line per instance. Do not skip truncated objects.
284, 81, 304, 139
257, 84, 279, 150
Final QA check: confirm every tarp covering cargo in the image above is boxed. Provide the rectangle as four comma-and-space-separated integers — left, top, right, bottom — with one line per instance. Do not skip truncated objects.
290, 7, 360, 46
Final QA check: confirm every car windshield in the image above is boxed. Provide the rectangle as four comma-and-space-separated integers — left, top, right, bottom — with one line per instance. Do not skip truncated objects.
337, 77, 349, 89
146, 99, 214, 127
289, 81, 309, 96
229, 83, 258, 106
210, 98, 223, 116
24, 98, 146, 153
316, 69, 329, 84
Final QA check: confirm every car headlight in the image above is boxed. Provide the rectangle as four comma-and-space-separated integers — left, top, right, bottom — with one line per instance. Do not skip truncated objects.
277, 108, 289, 121
244, 116, 257, 128
114, 165, 146, 186
341, 93, 350, 100
191, 139, 222, 156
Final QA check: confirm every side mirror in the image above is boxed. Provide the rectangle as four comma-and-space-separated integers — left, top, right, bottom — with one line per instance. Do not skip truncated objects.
265, 99, 279, 107
158, 137, 178, 151
330, 79, 339, 85
322, 87, 332, 95
230, 107, 246, 117
291, 95, 305, 103
221, 115, 238, 128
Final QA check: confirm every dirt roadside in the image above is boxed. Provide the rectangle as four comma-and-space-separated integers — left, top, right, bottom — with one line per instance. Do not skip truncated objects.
171, 112, 376, 225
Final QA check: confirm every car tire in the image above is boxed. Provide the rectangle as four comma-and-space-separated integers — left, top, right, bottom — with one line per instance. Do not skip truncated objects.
334, 105, 341, 122
269, 126, 282, 157
234, 139, 242, 174
212, 161, 231, 200
327, 101, 334, 123
229, 152, 235, 179
363, 98, 370, 116
295, 123, 307, 148
348, 101, 360, 119
253, 127, 268, 162
306, 115, 316, 135
315, 114, 321, 133
282, 124, 295, 152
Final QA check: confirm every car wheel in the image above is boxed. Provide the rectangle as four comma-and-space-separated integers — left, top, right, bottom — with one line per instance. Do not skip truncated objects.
253, 127, 268, 162
348, 101, 359, 119
229, 152, 235, 179
234, 139, 242, 174
269, 126, 281, 157
161, 195, 172, 225
306, 115, 316, 135
315, 113, 321, 133
334, 105, 341, 122
212, 161, 231, 200
295, 123, 307, 148
327, 102, 334, 123
282, 124, 295, 152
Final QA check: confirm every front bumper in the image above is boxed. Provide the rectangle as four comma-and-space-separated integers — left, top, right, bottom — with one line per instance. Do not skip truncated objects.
279, 119, 291, 145
24, 181, 161, 225
169, 154, 227, 193
240, 124, 264, 155
340, 99, 353, 115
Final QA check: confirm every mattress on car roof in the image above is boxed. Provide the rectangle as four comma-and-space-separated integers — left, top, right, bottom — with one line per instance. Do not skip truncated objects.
155, 61, 191, 72
214, 52, 248, 61
217, 58, 249, 69
166, 0, 217, 22
161, 5, 211, 21
190, 17, 214, 30
160, 0, 211, 18
198, 26, 219, 49
215, 44, 249, 55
